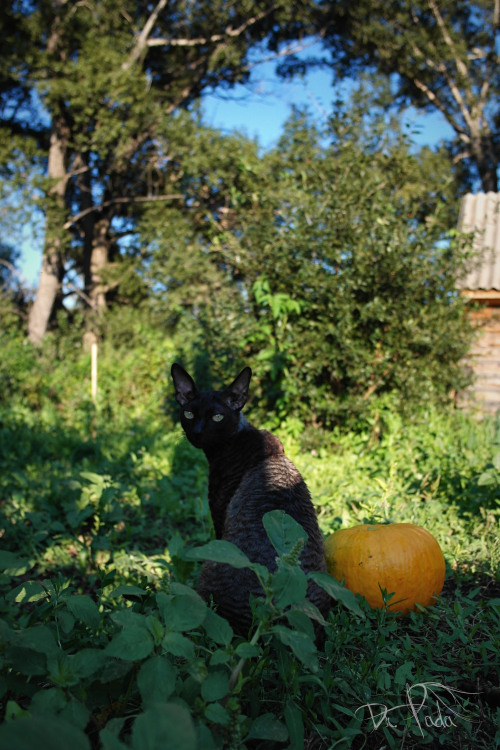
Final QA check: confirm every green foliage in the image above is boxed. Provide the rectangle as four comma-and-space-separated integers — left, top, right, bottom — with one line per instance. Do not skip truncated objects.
1, 0, 320, 336
193, 101, 474, 427
0, 345, 499, 749
321, 0, 500, 191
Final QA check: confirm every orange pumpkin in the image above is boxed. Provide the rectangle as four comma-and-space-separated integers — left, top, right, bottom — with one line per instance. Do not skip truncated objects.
324, 523, 445, 615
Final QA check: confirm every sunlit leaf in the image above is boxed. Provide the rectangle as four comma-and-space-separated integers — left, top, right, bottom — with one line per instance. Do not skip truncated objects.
0, 551, 33, 577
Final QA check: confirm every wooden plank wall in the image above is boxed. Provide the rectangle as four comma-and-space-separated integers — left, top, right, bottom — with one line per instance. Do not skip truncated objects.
461, 306, 500, 412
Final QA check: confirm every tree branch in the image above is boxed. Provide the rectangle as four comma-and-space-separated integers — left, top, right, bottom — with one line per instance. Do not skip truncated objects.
407, 31, 473, 137
245, 35, 325, 72
412, 76, 469, 141
406, 7, 485, 144
64, 281, 94, 307
146, 5, 277, 49
123, 0, 169, 69
63, 193, 184, 229
0, 258, 30, 289
124, 1, 277, 70
427, 0, 468, 80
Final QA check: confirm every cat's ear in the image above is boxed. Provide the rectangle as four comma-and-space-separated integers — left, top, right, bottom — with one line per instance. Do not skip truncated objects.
171, 363, 198, 406
222, 367, 252, 411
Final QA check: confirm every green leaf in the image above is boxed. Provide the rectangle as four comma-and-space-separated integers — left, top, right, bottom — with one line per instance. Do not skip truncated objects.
157, 587, 207, 632
99, 728, 129, 750
201, 668, 230, 702
0, 551, 33, 576
235, 642, 260, 658
110, 585, 147, 599
272, 563, 308, 609
203, 608, 234, 645
272, 625, 318, 672
146, 615, 164, 644
210, 648, 231, 666
48, 653, 80, 688
60, 700, 90, 731
105, 626, 154, 661
110, 609, 148, 628
161, 632, 195, 660
58, 611, 75, 635
5, 700, 30, 721
131, 704, 197, 750
30, 688, 67, 716
186, 540, 254, 568
477, 469, 498, 487
263, 510, 307, 557
70, 649, 108, 679
309, 572, 365, 618
80, 471, 107, 486
289, 599, 327, 626
66, 505, 94, 529
0, 716, 90, 750
394, 660, 415, 686
247, 713, 288, 742
65, 595, 100, 630
284, 701, 304, 750
7, 581, 47, 604
14, 626, 60, 657
97, 659, 132, 684
205, 702, 231, 725
285, 609, 315, 639
4, 646, 47, 676
137, 656, 177, 706
197, 723, 218, 750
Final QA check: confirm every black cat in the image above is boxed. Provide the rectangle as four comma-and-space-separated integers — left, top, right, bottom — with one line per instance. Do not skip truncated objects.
171, 363, 330, 636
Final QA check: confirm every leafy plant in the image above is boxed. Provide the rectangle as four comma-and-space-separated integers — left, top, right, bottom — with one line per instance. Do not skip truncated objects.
0, 345, 499, 749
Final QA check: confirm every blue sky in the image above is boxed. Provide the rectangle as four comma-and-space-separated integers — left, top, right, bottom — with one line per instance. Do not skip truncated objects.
19, 58, 454, 288
202, 59, 453, 150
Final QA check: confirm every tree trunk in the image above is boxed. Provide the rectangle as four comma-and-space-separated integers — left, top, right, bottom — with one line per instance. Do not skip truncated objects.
73, 151, 95, 296
82, 216, 111, 350
471, 131, 498, 193
90, 216, 110, 314
27, 249, 64, 346
27, 115, 69, 345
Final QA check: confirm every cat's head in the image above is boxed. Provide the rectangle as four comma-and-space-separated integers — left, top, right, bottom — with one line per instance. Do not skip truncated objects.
171, 363, 252, 450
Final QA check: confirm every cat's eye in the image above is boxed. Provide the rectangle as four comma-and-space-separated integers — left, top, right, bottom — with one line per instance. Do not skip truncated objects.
184, 410, 194, 420
212, 414, 224, 422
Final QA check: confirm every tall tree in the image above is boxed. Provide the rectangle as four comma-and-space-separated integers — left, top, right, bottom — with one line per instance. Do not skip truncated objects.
321, 0, 500, 192
0, 0, 318, 344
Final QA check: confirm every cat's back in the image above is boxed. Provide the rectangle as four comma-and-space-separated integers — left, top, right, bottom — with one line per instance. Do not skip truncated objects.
227, 447, 309, 518
222, 429, 326, 571
222, 427, 306, 514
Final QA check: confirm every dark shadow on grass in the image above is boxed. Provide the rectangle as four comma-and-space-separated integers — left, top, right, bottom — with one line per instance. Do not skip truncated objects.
0, 409, 210, 598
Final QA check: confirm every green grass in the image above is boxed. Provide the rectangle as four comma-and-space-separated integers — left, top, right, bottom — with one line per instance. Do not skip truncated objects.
0, 382, 499, 749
